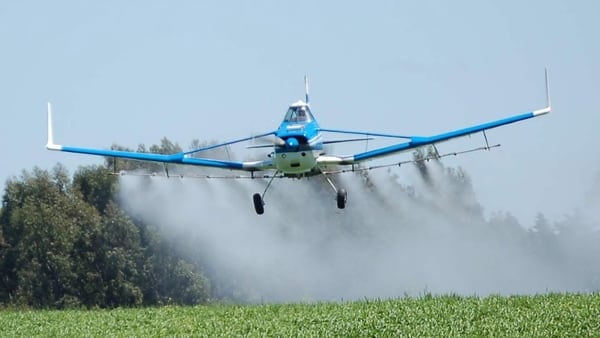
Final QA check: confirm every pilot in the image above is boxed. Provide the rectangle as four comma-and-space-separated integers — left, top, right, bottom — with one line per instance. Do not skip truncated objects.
297, 108, 307, 121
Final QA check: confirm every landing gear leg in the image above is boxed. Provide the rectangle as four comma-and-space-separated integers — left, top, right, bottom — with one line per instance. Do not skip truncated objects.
323, 174, 347, 209
253, 171, 279, 215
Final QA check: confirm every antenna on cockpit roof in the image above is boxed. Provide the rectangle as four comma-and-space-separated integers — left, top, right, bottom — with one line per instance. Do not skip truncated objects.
304, 75, 310, 105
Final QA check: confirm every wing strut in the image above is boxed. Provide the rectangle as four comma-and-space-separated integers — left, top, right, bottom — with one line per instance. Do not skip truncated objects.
163, 163, 170, 178
483, 130, 491, 150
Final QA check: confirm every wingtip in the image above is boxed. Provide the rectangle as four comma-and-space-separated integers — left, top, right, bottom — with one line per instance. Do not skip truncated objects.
544, 67, 551, 110
533, 106, 551, 116
532, 68, 552, 117
46, 102, 62, 150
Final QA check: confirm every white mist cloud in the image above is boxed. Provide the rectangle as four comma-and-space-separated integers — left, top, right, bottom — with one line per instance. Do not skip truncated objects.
117, 163, 599, 302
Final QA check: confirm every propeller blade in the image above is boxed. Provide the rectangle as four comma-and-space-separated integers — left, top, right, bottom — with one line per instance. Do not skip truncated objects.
246, 135, 286, 149
273, 136, 286, 147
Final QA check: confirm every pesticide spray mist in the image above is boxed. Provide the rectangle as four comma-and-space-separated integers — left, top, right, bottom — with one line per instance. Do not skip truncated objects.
118, 161, 599, 302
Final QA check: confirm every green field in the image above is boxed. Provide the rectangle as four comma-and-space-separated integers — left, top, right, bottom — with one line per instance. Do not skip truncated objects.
2, 293, 599, 337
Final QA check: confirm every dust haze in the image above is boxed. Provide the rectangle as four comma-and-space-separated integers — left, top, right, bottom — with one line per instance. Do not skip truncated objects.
117, 160, 600, 302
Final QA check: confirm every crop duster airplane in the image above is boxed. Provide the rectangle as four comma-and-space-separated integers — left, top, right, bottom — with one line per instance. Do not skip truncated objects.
47, 71, 551, 215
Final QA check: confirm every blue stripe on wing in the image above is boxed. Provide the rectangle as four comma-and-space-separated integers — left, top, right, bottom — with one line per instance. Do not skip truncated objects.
61, 146, 246, 170
61, 146, 184, 162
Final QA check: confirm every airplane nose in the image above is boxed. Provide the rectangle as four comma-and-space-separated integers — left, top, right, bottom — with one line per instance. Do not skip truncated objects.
286, 137, 299, 150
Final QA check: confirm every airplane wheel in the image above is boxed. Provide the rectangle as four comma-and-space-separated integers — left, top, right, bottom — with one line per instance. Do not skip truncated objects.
253, 193, 264, 215
336, 189, 347, 209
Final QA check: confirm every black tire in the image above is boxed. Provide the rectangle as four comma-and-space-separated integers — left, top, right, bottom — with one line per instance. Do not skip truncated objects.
253, 193, 264, 215
336, 188, 347, 209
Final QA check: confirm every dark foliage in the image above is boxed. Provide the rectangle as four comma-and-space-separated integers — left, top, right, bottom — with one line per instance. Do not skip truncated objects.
0, 163, 210, 308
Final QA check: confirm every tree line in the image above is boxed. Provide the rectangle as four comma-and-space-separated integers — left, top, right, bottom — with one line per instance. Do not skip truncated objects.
0, 139, 211, 308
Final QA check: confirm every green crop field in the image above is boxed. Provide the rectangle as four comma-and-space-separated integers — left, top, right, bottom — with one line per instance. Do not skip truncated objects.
1, 293, 599, 337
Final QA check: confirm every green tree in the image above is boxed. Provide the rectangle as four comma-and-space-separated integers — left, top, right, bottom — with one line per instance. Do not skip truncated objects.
104, 138, 183, 175
73, 166, 118, 214
0, 165, 100, 307
412, 145, 440, 186
100, 202, 144, 306
0, 163, 212, 308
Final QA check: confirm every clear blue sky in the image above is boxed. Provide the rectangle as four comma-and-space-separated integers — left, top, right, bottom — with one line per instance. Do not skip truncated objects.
1, 1, 598, 223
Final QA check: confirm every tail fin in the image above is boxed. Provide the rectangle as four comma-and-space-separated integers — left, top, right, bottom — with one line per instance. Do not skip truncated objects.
304, 75, 310, 105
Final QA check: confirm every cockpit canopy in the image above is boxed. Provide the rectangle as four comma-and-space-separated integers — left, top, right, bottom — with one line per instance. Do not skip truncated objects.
283, 103, 314, 123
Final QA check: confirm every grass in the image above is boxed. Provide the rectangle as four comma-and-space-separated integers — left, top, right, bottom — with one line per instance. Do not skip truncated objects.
1, 293, 599, 337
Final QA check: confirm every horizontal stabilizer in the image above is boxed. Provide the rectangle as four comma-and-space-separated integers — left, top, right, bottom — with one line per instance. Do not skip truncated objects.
246, 137, 374, 149
323, 137, 374, 145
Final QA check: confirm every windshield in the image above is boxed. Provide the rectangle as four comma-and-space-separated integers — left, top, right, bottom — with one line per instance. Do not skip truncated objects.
283, 106, 313, 123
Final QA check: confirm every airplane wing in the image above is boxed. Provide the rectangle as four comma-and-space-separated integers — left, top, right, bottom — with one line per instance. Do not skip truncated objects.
318, 70, 552, 166
318, 106, 551, 166
45, 104, 276, 172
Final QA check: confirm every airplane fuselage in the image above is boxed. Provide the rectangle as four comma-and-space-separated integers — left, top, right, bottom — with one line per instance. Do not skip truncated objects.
272, 100, 323, 175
